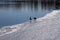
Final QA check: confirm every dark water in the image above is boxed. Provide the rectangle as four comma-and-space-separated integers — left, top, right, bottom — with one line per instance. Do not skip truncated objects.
0, 2, 60, 27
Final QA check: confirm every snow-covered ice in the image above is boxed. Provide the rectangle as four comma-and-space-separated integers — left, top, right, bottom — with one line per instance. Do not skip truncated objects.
0, 10, 60, 40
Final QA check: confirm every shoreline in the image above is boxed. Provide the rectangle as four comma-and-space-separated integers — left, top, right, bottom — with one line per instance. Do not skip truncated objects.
0, 10, 60, 36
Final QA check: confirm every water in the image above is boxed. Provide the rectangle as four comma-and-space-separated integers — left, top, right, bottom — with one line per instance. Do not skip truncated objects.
0, 2, 60, 27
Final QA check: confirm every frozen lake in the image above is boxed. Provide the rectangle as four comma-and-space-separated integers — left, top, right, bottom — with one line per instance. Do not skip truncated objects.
0, 2, 59, 27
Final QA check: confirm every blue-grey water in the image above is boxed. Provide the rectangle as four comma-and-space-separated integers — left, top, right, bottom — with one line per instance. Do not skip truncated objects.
0, 2, 59, 27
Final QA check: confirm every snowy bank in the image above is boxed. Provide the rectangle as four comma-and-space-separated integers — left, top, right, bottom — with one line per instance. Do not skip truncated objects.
0, 10, 60, 40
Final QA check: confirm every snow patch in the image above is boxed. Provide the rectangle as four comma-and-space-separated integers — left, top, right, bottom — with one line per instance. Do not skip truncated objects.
0, 24, 24, 36
37, 10, 60, 20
